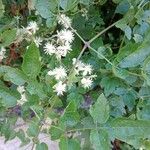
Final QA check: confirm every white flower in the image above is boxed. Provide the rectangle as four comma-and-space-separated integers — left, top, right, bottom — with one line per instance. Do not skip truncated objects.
17, 93, 27, 105
48, 66, 67, 80
57, 43, 72, 57
72, 58, 85, 74
82, 64, 93, 76
53, 81, 66, 95
58, 14, 72, 29
57, 29, 74, 44
26, 21, 39, 34
17, 86, 25, 94
0, 47, 6, 61
34, 37, 42, 47
44, 43, 56, 55
81, 77, 93, 88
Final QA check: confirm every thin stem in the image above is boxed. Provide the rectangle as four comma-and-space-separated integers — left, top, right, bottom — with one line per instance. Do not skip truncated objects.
89, 21, 117, 44
119, 35, 125, 51
89, 45, 114, 66
31, 95, 58, 150
69, 25, 86, 43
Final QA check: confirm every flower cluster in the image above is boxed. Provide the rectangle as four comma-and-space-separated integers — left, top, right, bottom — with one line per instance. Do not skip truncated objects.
48, 66, 67, 96
17, 86, 27, 105
0, 47, 6, 62
44, 14, 74, 59
15, 14, 96, 96
72, 58, 96, 88
16, 21, 41, 47
47, 60, 96, 95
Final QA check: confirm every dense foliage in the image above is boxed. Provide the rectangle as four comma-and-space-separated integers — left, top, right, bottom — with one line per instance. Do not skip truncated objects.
0, 0, 150, 149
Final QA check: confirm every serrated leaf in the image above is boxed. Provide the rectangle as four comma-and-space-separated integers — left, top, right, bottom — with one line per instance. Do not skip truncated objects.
49, 124, 64, 140
115, 0, 130, 14
106, 118, 150, 143
115, 22, 132, 40
60, 0, 78, 11
35, 0, 57, 19
36, 142, 48, 150
119, 44, 150, 68
90, 129, 110, 150
59, 136, 80, 150
0, 66, 28, 85
27, 122, 39, 137
119, 31, 150, 68
26, 80, 47, 99
61, 101, 80, 127
100, 76, 125, 96
137, 105, 150, 120
0, 84, 20, 107
90, 93, 110, 124
0, 29, 16, 47
22, 43, 41, 79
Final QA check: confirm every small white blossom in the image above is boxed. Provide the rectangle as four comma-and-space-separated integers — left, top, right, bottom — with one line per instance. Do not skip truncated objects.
57, 29, 74, 44
82, 64, 93, 76
34, 37, 42, 47
56, 43, 72, 58
17, 86, 25, 94
72, 58, 84, 70
19, 93, 27, 104
81, 77, 93, 88
53, 81, 66, 95
44, 43, 56, 55
58, 14, 72, 29
0, 47, 6, 61
48, 66, 67, 80
26, 21, 39, 34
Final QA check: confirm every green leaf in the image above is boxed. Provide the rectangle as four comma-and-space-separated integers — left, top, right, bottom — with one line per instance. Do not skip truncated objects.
106, 118, 150, 143
90, 129, 110, 150
60, 0, 79, 11
115, 0, 130, 14
17, 129, 30, 146
49, 124, 64, 140
143, 56, 150, 85
0, 0, 4, 18
0, 84, 20, 107
119, 45, 150, 68
0, 29, 16, 47
115, 22, 132, 40
0, 66, 28, 85
137, 105, 150, 120
59, 136, 80, 150
35, 0, 57, 19
22, 43, 41, 79
61, 101, 80, 127
27, 122, 39, 137
36, 142, 48, 150
119, 31, 150, 68
100, 76, 125, 96
89, 93, 110, 124
26, 80, 47, 99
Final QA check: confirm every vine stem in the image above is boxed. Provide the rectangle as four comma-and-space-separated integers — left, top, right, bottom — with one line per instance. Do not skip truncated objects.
61, 18, 118, 78
89, 21, 117, 44
30, 95, 58, 150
